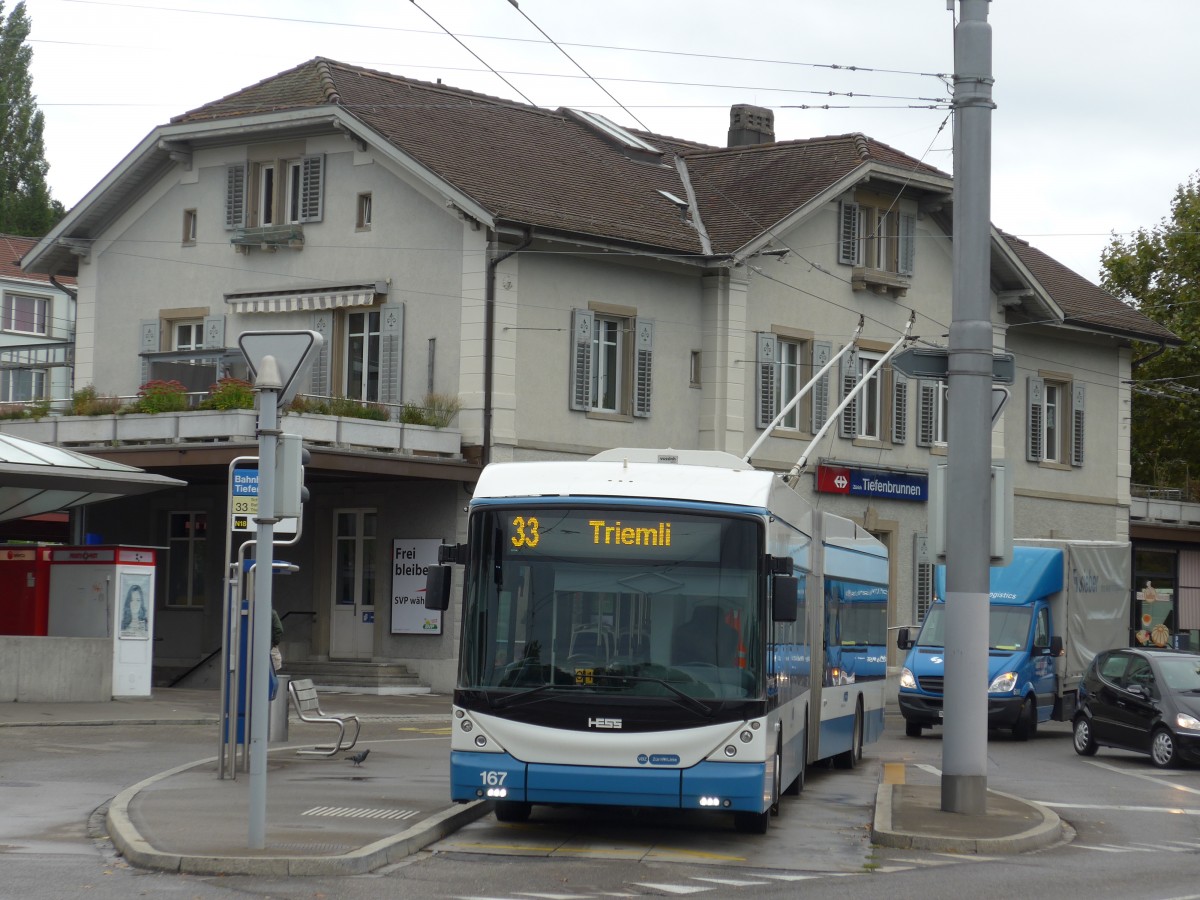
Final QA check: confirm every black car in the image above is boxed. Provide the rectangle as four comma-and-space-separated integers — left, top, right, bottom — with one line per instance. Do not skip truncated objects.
1073, 647, 1200, 768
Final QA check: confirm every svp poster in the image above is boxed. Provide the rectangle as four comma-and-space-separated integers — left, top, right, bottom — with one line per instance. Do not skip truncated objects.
391, 538, 442, 634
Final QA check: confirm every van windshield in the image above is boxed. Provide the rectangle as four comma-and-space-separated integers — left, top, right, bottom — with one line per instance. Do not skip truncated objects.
917, 605, 1033, 652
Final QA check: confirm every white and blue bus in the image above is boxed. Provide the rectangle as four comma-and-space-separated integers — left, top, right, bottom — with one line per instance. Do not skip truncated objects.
425, 448, 887, 833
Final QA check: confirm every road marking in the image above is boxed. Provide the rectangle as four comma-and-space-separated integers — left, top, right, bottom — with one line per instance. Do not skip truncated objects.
632, 885, 712, 895
1069, 844, 1155, 853
302, 806, 418, 820
882, 762, 906, 784
691, 877, 773, 886
1131, 841, 1192, 852
915, 764, 942, 776
1040, 802, 1200, 816
1083, 760, 1200, 795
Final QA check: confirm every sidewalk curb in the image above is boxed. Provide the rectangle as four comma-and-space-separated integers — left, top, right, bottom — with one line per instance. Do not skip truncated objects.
870, 782, 1064, 854
106, 752, 492, 876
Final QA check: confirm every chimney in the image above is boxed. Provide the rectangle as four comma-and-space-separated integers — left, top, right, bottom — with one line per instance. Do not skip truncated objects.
728, 104, 775, 147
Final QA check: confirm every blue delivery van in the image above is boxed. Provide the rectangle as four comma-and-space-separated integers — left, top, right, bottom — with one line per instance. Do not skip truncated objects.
896, 541, 1129, 740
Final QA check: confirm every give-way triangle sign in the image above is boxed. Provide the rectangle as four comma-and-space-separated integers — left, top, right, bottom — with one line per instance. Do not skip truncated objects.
238, 330, 324, 405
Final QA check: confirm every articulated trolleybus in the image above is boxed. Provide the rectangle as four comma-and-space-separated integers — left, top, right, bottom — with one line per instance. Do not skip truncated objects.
425, 448, 888, 833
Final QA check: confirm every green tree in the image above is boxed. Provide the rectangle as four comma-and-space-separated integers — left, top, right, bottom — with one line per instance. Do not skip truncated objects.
1100, 173, 1200, 495
0, 1, 64, 236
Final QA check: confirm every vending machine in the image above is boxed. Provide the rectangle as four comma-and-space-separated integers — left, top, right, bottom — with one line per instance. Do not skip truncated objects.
0, 545, 54, 636
47, 545, 158, 697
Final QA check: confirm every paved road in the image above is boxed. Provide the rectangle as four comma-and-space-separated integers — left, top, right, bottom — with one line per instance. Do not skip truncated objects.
4, 708, 1200, 899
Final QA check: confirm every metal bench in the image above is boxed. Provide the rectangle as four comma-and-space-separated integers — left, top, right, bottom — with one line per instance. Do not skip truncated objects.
287, 677, 361, 757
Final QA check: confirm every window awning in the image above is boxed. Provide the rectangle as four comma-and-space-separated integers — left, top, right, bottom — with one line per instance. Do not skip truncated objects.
225, 282, 387, 314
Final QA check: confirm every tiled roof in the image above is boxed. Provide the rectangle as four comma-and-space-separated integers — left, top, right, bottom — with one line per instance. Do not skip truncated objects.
168, 58, 1175, 345
685, 134, 947, 254
1, 234, 75, 287
1001, 233, 1179, 345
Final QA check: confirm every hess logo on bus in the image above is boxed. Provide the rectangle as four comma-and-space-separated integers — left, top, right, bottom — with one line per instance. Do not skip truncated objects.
588, 717, 623, 729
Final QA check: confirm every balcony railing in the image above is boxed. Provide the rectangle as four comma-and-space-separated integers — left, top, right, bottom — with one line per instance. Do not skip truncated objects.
0, 396, 462, 458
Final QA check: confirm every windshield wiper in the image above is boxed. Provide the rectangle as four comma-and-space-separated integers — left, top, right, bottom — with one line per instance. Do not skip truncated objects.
491, 681, 575, 710
593, 673, 714, 717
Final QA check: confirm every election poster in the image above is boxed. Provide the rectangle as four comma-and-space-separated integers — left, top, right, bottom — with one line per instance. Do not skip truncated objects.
391, 538, 442, 634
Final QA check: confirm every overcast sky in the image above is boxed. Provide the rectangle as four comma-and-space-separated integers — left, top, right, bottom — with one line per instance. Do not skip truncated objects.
24, 0, 1200, 285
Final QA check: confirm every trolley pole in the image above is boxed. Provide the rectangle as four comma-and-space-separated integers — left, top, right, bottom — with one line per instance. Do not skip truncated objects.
943, 0, 995, 815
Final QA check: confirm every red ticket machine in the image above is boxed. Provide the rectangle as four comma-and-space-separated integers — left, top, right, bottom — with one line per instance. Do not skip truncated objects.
0, 546, 53, 636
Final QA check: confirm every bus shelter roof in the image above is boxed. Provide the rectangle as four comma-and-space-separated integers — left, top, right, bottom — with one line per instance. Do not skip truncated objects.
0, 433, 186, 522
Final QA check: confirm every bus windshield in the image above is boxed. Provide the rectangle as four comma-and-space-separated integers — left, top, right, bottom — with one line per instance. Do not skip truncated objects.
459, 506, 762, 702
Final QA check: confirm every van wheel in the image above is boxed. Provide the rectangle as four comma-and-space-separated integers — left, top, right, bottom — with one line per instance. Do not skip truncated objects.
1012, 697, 1037, 742
905, 721, 924, 738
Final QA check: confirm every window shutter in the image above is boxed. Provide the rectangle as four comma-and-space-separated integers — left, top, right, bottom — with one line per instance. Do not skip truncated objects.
633, 318, 653, 418
379, 303, 404, 405
839, 350, 859, 438
899, 213, 916, 275
838, 201, 860, 265
1026, 376, 1045, 462
569, 309, 594, 411
913, 533, 935, 623
811, 340, 832, 432
202, 315, 225, 350
309, 312, 332, 398
1070, 383, 1085, 467
299, 154, 325, 223
224, 164, 246, 230
755, 332, 778, 430
139, 318, 160, 384
916, 380, 938, 447
892, 371, 908, 444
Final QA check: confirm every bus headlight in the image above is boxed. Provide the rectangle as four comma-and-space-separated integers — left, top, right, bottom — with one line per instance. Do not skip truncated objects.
899, 667, 916, 690
988, 672, 1018, 693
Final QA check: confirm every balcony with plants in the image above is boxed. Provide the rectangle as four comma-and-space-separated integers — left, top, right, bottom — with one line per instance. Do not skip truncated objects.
0, 379, 463, 458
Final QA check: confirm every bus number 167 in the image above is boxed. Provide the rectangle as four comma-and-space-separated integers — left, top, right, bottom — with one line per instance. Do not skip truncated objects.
479, 770, 507, 786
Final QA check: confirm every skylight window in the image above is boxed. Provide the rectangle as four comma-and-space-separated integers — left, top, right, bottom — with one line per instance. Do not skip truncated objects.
569, 109, 660, 154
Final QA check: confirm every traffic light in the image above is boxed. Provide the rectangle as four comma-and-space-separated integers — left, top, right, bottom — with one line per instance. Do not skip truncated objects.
274, 433, 309, 519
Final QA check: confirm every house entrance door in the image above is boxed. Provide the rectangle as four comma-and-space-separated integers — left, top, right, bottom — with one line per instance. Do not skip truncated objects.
329, 509, 376, 659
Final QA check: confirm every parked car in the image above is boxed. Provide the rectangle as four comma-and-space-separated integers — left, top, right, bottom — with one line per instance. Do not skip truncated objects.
1073, 647, 1200, 768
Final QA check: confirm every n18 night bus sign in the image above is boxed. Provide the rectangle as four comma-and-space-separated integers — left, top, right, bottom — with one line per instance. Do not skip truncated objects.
816, 465, 928, 502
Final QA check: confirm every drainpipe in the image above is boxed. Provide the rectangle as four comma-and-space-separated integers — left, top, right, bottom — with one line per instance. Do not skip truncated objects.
1132, 341, 1167, 372
483, 229, 533, 466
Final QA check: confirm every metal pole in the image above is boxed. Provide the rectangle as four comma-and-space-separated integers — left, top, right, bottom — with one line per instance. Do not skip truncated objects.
248, 356, 282, 849
943, 0, 995, 815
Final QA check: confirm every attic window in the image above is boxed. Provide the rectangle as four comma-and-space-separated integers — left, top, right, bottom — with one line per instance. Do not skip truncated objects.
569, 109, 660, 154
658, 190, 689, 218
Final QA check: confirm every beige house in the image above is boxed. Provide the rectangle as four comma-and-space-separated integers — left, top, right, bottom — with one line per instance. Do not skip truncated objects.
19, 59, 1176, 690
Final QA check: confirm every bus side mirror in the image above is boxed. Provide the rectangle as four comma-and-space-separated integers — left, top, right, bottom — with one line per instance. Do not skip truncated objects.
425, 566, 453, 611
773, 575, 798, 622
896, 627, 913, 650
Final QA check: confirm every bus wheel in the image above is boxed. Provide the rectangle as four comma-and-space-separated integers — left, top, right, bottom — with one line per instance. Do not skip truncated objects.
494, 801, 532, 823
784, 727, 807, 795
834, 703, 863, 769
905, 721, 924, 738
769, 745, 782, 816
734, 809, 770, 834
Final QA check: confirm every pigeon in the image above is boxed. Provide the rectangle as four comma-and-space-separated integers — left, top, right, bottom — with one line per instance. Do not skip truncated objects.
346, 748, 370, 766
